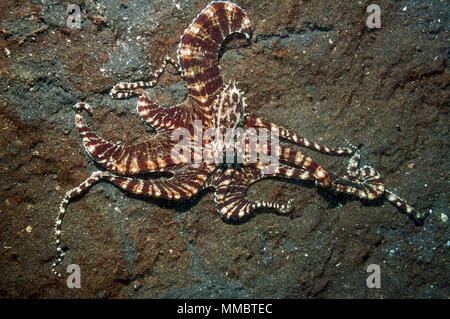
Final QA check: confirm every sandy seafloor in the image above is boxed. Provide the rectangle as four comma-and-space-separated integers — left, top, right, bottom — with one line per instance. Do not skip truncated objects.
0, 0, 448, 298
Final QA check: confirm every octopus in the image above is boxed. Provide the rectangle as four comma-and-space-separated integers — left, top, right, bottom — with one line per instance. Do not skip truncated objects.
51, 1, 426, 277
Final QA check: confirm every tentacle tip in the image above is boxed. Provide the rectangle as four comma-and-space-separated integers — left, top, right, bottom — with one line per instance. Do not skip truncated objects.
281, 198, 294, 214
343, 138, 359, 152
287, 198, 294, 210
110, 83, 130, 100
414, 209, 429, 223
412, 213, 427, 226
50, 267, 64, 278
74, 102, 93, 114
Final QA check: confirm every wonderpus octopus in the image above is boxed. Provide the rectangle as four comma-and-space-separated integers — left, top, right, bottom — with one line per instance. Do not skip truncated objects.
51, 1, 426, 277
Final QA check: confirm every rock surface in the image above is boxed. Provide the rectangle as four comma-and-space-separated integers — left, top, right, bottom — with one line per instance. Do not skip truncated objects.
0, 0, 448, 298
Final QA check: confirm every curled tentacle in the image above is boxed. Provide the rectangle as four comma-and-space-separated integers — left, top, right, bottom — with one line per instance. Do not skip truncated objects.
110, 56, 182, 99
177, 1, 252, 109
